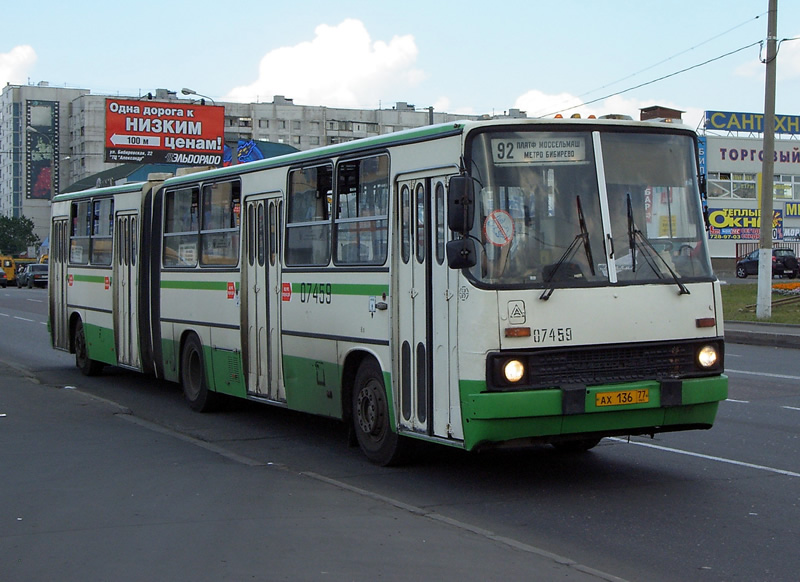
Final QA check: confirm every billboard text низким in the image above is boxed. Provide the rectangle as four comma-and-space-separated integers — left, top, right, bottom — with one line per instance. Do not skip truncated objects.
105, 99, 224, 165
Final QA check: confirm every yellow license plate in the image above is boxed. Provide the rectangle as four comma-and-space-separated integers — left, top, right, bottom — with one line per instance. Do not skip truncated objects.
596, 389, 649, 407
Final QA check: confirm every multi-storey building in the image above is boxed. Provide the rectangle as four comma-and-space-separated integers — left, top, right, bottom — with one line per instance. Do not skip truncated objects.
0, 82, 89, 244
1, 84, 490, 246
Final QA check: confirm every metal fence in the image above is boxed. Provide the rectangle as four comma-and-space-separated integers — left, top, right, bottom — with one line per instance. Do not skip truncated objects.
735, 242, 800, 260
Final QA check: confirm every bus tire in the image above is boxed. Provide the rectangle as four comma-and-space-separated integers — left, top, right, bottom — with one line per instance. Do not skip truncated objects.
352, 359, 408, 466
180, 334, 220, 412
74, 320, 103, 376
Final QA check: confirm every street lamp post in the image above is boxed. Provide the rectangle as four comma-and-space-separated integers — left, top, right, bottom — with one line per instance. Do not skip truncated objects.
756, 0, 778, 320
181, 88, 216, 106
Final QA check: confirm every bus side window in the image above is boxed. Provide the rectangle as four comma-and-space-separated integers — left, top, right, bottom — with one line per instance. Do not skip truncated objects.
70, 201, 91, 264
163, 187, 199, 267
199, 181, 240, 267
90, 198, 113, 265
285, 164, 332, 266
334, 154, 389, 266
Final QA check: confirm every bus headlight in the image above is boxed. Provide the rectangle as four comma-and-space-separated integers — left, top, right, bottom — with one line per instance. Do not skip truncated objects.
503, 359, 525, 383
697, 345, 718, 368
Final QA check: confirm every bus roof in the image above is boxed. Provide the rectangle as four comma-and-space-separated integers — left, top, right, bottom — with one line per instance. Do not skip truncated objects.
52, 180, 150, 203
162, 121, 470, 188
53, 116, 696, 198
161, 116, 696, 188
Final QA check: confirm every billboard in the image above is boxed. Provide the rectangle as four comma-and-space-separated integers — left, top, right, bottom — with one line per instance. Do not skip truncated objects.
705, 110, 800, 135
786, 202, 800, 218
105, 99, 225, 165
26, 100, 59, 199
705, 136, 800, 174
707, 208, 783, 240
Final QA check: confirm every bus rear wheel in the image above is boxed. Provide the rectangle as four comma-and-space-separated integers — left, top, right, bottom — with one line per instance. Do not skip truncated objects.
352, 359, 408, 466
180, 334, 220, 412
74, 320, 102, 376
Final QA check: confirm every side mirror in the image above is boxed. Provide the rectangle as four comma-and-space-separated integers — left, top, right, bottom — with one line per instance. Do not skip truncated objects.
446, 238, 477, 269
448, 175, 474, 234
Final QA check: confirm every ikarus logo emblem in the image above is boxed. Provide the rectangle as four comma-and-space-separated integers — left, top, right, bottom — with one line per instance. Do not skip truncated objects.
508, 301, 526, 325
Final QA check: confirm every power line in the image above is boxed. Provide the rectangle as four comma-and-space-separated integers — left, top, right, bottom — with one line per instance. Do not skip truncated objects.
575, 13, 766, 101
536, 40, 763, 119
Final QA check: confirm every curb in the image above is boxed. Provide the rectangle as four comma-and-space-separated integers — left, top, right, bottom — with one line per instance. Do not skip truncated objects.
724, 324, 800, 350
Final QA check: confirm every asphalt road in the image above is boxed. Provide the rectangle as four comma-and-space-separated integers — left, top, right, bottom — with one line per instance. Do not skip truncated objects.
2, 286, 799, 581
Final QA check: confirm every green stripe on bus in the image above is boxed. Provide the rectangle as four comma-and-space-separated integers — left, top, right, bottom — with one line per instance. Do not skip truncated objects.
160, 280, 230, 291
290, 282, 389, 296
73, 274, 109, 284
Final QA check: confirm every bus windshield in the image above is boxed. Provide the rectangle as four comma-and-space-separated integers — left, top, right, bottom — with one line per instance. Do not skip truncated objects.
463, 128, 713, 288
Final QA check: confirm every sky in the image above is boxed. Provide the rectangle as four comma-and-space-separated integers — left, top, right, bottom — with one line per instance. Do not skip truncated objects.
2, 1, 799, 131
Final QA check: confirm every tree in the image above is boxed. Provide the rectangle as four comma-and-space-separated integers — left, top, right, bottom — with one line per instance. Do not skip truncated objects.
0, 215, 40, 255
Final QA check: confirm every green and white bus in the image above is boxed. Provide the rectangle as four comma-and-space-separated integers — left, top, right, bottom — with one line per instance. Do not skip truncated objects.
50, 117, 727, 464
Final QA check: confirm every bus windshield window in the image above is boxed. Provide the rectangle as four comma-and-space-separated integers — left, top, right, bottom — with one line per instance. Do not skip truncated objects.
464, 129, 712, 288
600, 132, 712, 282
465, 131, 606, 287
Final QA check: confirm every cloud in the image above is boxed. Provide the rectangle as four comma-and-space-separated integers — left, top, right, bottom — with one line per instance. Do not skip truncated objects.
224, 19, 425, 108
775, 35, 800, 79
514, 90, 588, 119
0, 45, 37, 86
735, 35, 800, 81
514, 90, 705, 129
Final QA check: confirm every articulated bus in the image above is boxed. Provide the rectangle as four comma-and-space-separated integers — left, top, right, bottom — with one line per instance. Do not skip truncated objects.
50, 117, 728, 464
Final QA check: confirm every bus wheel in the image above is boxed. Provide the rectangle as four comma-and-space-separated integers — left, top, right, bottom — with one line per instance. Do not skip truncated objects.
74, 320, 103, 376
180, 334, 219, 412
352, 359, 407, 466
552, 437, 602, 453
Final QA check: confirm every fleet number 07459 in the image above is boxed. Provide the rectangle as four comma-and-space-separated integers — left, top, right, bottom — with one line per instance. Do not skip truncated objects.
532, 327, 573, 343
299, 282, 332, 304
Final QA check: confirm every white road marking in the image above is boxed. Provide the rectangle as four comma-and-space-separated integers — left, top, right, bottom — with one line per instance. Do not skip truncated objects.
610, 438, 800, 478
726, 368, 800, 381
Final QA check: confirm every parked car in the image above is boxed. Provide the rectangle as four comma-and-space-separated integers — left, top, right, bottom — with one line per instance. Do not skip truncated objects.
17, 264, 49, 288
736, 248, 798, 279
0, 269, 7, 288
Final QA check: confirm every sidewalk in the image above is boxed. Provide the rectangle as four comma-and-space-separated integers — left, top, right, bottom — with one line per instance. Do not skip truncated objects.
724, 320, 800, 349
0, 362, 620, 582
718, 276, 800, 349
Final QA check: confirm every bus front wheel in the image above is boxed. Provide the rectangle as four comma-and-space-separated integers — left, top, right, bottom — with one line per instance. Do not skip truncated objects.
352, 359, 408, 466
74, 320, 102, 376
180, 334, 220, 412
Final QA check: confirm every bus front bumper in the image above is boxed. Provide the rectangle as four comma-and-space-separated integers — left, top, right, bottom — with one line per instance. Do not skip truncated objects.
459, 375, 728, 451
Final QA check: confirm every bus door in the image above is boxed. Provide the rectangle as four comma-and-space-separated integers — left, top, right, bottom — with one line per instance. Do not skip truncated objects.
50, 218, 70, 350
396, 175, 458, 439
114, 212, 139, 368
244, 194, 284, 401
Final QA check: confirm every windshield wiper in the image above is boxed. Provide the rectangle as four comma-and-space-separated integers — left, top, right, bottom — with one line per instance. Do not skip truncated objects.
540, 196, 595, 301
625, 193, 690, 295
627, 194, 637, 272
